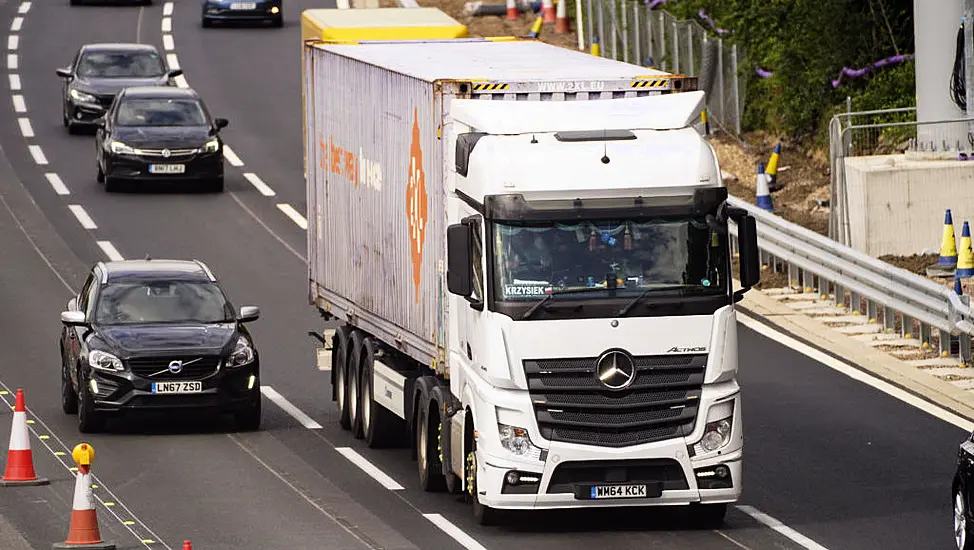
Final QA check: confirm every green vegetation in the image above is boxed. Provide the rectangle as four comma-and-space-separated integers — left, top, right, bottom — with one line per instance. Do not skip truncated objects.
664, 0, 916, 143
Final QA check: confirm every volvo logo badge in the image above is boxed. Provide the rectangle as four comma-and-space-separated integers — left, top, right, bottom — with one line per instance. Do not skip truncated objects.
162, 149, 171, 158
167, 360, 183, 374
595, 350, 636, 390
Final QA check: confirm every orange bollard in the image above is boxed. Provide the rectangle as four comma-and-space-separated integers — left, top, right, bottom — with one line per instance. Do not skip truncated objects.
0, 389, 49, 487
53, 443, 115, 549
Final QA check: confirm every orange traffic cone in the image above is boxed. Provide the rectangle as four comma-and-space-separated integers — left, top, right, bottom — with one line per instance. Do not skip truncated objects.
505, 0, 518, 20
0, 389, 49, 487
183, 541, 192, 550
555, 0, 569, 33
541, 0, 555, 22
53, 443, 115, 549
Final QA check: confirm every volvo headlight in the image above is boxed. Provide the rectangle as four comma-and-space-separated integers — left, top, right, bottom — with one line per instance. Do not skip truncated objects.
695, 400, 735, 454
110, 140, 135, 155
497, 423, 540, 457
88, 350, 123, 372
202, 138, 219, 153
228, 336, 254, 367
69, 89, 97, 103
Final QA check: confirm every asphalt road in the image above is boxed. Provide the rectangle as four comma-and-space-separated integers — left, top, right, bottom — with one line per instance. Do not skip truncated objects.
0, 0, 967, 549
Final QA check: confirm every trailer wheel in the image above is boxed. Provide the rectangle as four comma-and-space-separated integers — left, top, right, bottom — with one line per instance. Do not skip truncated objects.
333, 327, 352, 430
359, 337, 401, 448
417, 404, 445, 492
348, 330, 366, 439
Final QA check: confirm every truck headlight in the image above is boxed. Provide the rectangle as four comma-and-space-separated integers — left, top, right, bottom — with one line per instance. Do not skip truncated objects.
88, 350, 123, 372
694, 400, 735, 454
110, 140, 135, 155
202, 138, 219, 153
228, 336, 254, 367
69, 89, 97, 103
497, 423, 541, 457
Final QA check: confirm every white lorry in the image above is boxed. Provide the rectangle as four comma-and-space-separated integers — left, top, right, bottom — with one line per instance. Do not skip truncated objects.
303, 35, 762, 525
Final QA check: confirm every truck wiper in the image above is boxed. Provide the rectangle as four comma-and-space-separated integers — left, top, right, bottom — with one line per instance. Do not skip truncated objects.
521, 287, 604, 320
617, 285, 697, 317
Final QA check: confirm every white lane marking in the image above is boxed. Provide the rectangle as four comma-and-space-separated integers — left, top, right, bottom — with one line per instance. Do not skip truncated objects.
161, 18, 172, 32
17, 117, 32, 138
7, 53, 17, 70
222, 145, 243, 167
166, 53, 179, 70
243, 173, 276, 196
163, 1, 173, 16
7, 35, 18, 51
28, 145, 47, 165
260, 386, 322, 429
12, 94, 25, 113
10, 17, 22, 32
735, 505, 829, 550
173, 74, 188, 88
229, 193, 306, 262
45, 173, 69, 195
162, 34, 174, 51
422, 514, 488, 550
68, 205, 97, 230
18, 2, 30, 14
334, 447, 405, 491
8, 73, 20, 91
336, 0, 350, 8
738, 313, 974, 432
97, 241, 124, 261
276, 203, 308, 230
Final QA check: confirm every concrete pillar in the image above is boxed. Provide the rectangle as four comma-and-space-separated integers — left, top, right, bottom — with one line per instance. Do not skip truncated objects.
914, 0, 967, 151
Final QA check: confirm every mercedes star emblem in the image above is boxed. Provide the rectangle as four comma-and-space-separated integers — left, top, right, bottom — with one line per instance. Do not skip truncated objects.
595, 350, 636, 390
162, 149, 171, 158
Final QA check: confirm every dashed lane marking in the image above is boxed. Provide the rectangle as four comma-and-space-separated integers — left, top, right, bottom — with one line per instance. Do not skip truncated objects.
173, 74, 187, 88
276, 203, 307, 230
260, 386, 321, 429
161, 18, 171, 32
335, 447, 404, 491
17, 2, 30, 14
422, 514, 488, 550
27, 144, 46, 165
96, 241, 124, 261
7, 53, 17, 70
10, 17, 22, 32
163, 1, 173, 16
8, 73, 20, 91
45, 173, 69, 195
222, 145, 243, 167
243, 173, 276, 196
67, 204, 97, 230
7, 35, 18, 51
12, 94, 25, 113
162, 34, 174, 51
166, 53, 179, 70
16, 116, 32, 138
735, 506, 829, 550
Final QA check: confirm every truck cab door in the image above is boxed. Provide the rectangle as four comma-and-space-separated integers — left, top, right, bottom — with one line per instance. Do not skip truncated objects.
457, 214, 486, 369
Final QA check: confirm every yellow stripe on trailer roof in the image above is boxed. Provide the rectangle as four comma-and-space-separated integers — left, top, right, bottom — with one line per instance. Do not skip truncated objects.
301, 8, 467, 43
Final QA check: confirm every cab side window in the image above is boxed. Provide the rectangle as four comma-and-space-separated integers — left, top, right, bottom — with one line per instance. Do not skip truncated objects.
471, 219, 485, 303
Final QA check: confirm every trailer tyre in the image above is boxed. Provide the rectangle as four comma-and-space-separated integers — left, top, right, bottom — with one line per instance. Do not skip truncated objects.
348, 330, 366, 439
359, 337, 400, 448
417, 404, 446, 492
334, 327, 352, 430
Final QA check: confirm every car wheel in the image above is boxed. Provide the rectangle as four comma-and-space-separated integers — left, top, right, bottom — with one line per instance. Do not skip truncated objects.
272, 15, 283, 27
210, 176, 224, 193
956, 484, 974, 550
202, 17, 212, 28
235, 389, 262, 432
61, 363, 78, 415
70, 0, 82, 5
104, 176, 120, 193
77, 373, 103, 434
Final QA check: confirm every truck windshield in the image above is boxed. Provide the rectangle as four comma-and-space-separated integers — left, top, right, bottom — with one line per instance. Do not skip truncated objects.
492, 217, 727, 302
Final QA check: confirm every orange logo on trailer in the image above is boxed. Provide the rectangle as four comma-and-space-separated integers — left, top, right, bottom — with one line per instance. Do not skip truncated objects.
406, 107, 428, 304
320, 135, 359, 187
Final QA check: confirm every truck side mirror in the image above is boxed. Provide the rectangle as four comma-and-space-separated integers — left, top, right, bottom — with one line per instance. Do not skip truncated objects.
447, 223, 473, 298
737, 215, 761, 290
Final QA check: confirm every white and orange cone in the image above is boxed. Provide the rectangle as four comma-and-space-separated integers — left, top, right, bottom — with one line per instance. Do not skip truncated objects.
53, 443, 115, 550
542, 0, 555, 23
555, 0, 569, 33
0, 389, 49, 487
506, 0, 518, 19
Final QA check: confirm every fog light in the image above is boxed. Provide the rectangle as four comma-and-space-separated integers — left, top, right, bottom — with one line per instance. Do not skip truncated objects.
715, 465, 730, 478
505, 472, 519, 485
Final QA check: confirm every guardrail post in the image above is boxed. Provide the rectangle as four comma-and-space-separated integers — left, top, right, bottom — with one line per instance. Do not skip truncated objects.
834, 284, 846, 309
919, 322, 932, 348
901, 314, 914, 339
941, 327, 953, 357
961, 293, 972, 365
817, 275, 829, 300
801, 269, 813, 291
866, 299, 878, 322
849, 291, 860, 314
788, 264, 800, 289
883, 305, 896, 333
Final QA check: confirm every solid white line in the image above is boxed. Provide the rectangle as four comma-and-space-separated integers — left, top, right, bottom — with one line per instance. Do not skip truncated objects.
28, 145, 46, 165
7, 35, 18, 51
334, 447, 405, 491
166, 53, 179, 70
7, 53, 17, 70
260, 386, 322, 429
173, 75, 188, 88
737, 313, 974, 432
10, 17, 22, 32
162, 34, 174, 51
18, 2, 30, 14
422, 514, 488, 550
276, 203, 308, 230
17, 117, 32, 138
243, 172, 276, 196
12, 94, 25, 113
8, 73, 20, 91
222, 145, 243, 167
96, 241, 124, 261
45, 173, 69, 195
161, 18, 172, 32
735, 505, 829, 550
68, 205, 97, 230
163, 1, 173, 16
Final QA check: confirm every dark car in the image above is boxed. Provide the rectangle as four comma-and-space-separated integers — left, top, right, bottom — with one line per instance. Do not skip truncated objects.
56, 43, 182, 134
202, 0, 282, 27
71, 0, 151, 5
94, 86, 228, 192
955, 434, 974, 549
59, 259, 262, 433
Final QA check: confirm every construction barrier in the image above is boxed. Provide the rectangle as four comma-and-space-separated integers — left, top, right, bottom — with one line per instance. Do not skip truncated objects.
52, 443, 115, 550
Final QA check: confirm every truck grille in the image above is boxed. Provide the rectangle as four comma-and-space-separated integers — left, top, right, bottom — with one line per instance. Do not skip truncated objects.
127, 355, 221, 380
524, 353, 707, 448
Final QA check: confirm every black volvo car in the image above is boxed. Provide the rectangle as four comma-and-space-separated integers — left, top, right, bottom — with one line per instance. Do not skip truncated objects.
94, 86, 228, 192
56, 43, 182, 134
59, 259, 262, 433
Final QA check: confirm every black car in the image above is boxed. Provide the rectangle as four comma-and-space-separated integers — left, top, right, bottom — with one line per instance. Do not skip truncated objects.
202, 0, 282, 27
94, 86, 228, 192
955, 434, 974, 549
59, 259, 262, 433
71, 0, 151, 5
56, 43, 182, 134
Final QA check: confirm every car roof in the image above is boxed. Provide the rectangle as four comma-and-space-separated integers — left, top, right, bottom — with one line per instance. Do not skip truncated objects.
99, 260, 216, 283
119, 86, 200, 99
80, 43, 160, 53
